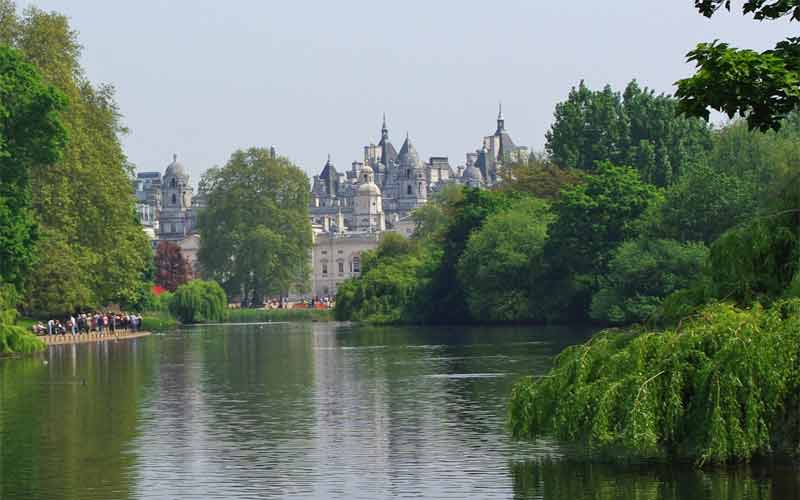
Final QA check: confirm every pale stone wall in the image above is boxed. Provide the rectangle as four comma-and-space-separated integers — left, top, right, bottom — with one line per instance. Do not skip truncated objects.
310, 231, 380, 298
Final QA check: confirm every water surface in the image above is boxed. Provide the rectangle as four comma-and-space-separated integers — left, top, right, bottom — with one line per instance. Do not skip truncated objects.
0, 323, 796, 499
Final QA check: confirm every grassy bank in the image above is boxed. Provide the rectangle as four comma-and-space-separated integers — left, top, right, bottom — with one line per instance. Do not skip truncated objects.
140, 311, 179, 331
509, 299, 800, 465
225, 308, 333, 323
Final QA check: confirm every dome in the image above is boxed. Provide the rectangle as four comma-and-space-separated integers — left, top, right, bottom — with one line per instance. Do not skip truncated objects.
464, 165, 483, 181
357, 182, 381, 196
164, 154, 188, 179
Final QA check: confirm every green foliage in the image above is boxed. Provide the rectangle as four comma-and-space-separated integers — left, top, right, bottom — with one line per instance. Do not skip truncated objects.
546, 162, 662, 279
458, 197, 553, 321
647, 162, 759, 244
139, 310, 178, 332
546, 80, 711, 186
0, 285, 43, 354
708, 218, 799, 304
677, 1, 800, 131
0, 5, 152, 314
334, 236, 436, 323
0, 44, 66, 294
590, 239, 709, 324
198, 147, 311, 306
421, 188, 515, 323
168, 280, 227, 324
497, 154, 583, 200
509, 300, 800, 464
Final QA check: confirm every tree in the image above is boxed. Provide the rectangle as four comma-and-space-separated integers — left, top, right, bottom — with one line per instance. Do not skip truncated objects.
590, 239, 709, 324
546, 162, 662, 279
677, 1, 800, 131
545, 80, 711, 186
419, 188, 514, 323
0, 44, 66, 294
197, 148, 311, 306
154, 241, 190, 292
169, 279, 227, 324
0, 4, 152, 313
458, 197, 553, 321
497, 154, 583, 200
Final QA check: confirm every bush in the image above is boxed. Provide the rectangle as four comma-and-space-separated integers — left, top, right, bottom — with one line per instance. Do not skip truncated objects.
0, 286, 44, 355
169, 280, 227, 324
509, 300, 800, 464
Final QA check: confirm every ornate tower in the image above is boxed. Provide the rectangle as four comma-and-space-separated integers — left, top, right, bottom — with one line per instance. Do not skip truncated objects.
354, 165, 384, 231
159, 154, 194, 240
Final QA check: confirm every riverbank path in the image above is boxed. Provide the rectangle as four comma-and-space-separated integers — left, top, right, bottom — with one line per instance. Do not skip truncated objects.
40, 331, 151, 346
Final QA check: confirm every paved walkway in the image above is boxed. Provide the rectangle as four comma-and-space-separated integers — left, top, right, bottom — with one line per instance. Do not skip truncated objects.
41, 331, 151, 346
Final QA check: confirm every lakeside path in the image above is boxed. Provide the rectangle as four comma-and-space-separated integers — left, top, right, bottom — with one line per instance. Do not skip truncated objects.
41, 331, 151, 346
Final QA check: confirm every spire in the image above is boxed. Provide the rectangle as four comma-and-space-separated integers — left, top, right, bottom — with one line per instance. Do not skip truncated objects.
496, 102, 505, 133
380, 113, 389, 142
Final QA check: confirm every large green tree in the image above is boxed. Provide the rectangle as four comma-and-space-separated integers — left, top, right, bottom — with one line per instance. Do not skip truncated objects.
198, 148, 311, 306
545, 162, 662, 280
677, 0, 800, 131
0, 44, 65, 294
458, 197, 553, 322
0, 3, 152, 314
546, 80, 711, 186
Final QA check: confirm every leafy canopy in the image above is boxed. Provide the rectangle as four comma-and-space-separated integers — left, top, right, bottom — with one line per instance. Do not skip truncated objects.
677, 0, 800, 131
0, 44, 66, 294
198, 147, 311, 306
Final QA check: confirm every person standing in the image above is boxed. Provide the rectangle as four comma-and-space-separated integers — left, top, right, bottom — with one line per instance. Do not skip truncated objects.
69, 315, 76, 335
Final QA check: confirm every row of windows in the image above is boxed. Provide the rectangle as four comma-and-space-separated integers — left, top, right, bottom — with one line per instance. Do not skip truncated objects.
321, 256, 360, 276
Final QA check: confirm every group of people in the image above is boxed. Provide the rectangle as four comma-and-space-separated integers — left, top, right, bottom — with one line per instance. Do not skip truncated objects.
32, 313, 143, 336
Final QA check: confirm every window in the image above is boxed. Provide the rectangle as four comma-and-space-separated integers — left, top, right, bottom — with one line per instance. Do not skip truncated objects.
406, 169, 410, 177
407, 185, 412, 195
338, 261, 344, 274
322, 250, 327, 255
353, 256, 361, 273
172, 193, 177, 205
171, 178, 176, 188
322, 263, 328, 275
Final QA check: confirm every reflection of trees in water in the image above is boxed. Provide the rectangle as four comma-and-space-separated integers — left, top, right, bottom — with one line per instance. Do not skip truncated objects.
1, 339, 158, 500
509, 460, 795, 500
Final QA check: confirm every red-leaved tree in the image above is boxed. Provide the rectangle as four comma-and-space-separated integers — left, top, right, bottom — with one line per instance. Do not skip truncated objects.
154, 241, 191, 292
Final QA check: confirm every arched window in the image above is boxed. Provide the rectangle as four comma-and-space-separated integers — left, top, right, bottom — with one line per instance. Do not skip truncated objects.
172, 193, 177, 205
353, 256, 361, 273
171, 178, 176, 188
407, 185, 412, 195
406, 169, 411, 177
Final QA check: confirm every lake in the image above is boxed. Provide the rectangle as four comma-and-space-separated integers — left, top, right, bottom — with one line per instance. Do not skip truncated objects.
1, 323, 796, 499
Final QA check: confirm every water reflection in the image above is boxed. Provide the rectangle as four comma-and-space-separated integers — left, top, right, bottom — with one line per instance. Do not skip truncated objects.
510, 460, 798, 500
1, 323, 798, 499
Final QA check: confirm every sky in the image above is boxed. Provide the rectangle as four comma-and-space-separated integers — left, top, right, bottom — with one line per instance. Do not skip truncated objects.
16, 1, 798, 183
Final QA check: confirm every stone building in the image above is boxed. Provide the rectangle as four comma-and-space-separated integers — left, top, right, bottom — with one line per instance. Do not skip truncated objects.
471, 104, 530, 185
310, 116, 453, 231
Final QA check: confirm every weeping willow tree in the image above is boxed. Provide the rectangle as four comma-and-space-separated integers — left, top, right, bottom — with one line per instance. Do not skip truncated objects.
509, 300, 800, 464
169, 280, 227, 324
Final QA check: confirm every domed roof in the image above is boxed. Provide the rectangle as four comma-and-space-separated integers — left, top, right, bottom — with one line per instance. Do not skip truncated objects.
464, 165, 483, 181
165, 154, 188, 179
357, 182, 381, 196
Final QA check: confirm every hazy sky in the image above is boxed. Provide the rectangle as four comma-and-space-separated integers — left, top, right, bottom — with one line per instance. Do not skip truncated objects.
16, 1, 797, 182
